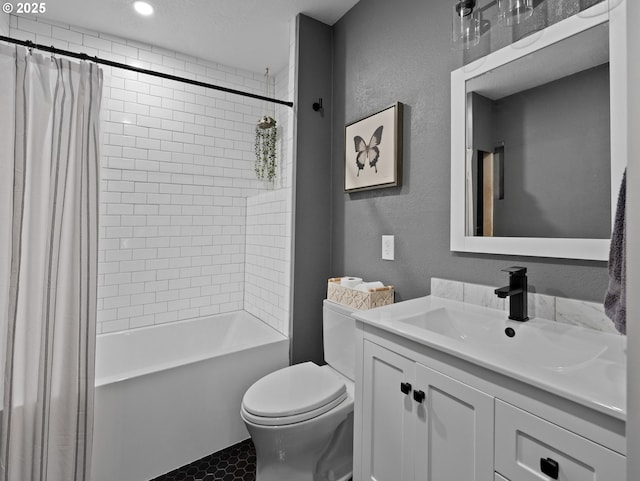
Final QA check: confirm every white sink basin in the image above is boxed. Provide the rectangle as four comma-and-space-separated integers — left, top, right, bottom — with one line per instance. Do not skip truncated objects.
396, 306, 609, 370
397, 307, 487, 339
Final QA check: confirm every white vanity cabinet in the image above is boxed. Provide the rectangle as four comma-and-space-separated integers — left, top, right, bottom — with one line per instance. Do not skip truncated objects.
353, 319, 626, 481
359, 340, 494, 481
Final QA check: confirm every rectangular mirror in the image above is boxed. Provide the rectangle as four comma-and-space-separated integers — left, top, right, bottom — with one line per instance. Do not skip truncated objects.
450, 2, 626, 260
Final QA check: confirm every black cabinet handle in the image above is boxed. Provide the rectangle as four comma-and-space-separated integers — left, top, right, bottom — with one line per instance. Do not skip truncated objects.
540, 457, 559, 479
400, 382, 412, 395
413, 389, 426, 403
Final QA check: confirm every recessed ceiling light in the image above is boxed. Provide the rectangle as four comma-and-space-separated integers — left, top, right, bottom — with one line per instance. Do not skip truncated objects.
133, 1, 154, 16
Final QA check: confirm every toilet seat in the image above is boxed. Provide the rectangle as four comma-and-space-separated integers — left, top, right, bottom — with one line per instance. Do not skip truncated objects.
241, 362, 348, 426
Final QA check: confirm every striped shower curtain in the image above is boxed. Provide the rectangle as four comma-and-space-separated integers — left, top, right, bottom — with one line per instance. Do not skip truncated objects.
0, 44, 102, 481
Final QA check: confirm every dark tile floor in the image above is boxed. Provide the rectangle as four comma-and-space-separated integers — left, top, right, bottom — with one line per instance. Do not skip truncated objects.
150, 438, 256, 481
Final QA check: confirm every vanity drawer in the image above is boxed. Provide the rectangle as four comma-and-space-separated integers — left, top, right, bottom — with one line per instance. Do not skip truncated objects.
495, 400, 625, 481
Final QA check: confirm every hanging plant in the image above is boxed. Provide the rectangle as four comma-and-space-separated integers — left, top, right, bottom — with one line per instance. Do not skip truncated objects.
255, 116, 277, 182
254, 68, 278, 182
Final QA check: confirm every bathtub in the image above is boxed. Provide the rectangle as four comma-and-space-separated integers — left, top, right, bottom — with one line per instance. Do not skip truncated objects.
91, 310, 289, 481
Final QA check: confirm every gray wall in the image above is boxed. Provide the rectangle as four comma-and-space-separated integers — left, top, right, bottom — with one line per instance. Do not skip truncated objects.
474, 65, 611, 239
330, 0, 609, 304
291, 14, 333, 365
493, 65, 610, 238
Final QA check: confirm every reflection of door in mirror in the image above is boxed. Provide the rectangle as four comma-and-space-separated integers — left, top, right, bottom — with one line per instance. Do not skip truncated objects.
467, 63, 611, 239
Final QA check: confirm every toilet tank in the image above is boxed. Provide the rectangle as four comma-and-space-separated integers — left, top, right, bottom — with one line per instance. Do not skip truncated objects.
323, 300, 356, 380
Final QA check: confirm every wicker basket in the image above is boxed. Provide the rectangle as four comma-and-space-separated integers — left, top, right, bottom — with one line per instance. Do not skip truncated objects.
327, 277, 394, 310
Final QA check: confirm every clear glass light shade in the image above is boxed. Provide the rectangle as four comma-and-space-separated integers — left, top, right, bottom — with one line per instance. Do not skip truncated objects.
497, 0, 533, 26
452, 1, 480, 50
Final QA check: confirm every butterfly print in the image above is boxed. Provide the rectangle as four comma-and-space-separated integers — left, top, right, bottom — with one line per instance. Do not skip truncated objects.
354, 125, 383, 176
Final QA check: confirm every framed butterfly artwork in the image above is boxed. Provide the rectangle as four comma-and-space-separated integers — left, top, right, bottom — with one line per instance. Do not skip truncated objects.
344, 102, 403, 192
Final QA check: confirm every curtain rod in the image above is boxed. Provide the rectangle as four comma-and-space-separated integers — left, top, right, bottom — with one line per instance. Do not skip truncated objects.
0, 35, 294, 108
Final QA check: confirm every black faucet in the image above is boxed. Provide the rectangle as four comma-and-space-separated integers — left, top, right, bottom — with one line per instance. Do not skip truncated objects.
495, 267, 529, 321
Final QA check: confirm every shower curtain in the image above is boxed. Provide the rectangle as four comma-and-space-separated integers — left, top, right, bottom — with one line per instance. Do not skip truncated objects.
0, 44, 102, 481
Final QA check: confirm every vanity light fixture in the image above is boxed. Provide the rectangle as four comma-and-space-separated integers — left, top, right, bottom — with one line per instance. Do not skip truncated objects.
452, 0, 481, 50
133, 1, 154, 16
452, 0, 535, 50
497, 0, 533, 26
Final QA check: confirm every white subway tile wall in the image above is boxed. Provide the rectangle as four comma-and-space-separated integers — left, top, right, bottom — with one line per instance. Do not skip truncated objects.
245, 190, 291, 334
244, 56, 294, 335
8, 15, 293, 335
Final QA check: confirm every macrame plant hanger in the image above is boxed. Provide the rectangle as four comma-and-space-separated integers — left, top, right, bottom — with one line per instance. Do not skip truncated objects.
254, 68, 278, 182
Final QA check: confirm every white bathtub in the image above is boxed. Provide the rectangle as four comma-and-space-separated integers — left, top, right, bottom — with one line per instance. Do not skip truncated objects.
91, 310, 289, 481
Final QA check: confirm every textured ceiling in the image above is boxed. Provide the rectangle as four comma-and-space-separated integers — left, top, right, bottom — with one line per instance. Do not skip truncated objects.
36, 0, 359, 73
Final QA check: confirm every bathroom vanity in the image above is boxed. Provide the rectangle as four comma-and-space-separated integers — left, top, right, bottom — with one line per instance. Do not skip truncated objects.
352, 296, 626, 481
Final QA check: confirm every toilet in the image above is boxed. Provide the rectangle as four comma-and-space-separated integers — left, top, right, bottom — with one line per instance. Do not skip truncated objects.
240, 300, 355, 481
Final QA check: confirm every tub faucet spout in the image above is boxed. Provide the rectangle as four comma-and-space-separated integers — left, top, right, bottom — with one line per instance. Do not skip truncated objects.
495, 267, 528, 321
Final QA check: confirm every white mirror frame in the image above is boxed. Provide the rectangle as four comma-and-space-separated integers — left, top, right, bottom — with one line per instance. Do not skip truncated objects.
450, 1, 627, 260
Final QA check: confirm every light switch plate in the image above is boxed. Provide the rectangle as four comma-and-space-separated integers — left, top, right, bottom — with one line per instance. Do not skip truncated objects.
382, 235, 395, 260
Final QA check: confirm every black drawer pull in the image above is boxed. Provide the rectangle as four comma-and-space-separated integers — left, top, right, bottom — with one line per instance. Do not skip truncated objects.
413, 389, 426, 403
400, 382, 412, 395
540, 457, 559, 479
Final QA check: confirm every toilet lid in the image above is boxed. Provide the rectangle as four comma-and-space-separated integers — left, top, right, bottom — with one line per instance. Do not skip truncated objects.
242, 362, 347, 419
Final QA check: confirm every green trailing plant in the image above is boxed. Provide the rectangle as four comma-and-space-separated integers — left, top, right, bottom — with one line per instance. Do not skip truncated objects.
255, 115, 277, 182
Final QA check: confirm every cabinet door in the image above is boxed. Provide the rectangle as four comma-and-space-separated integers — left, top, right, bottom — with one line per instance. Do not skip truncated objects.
414, 363, 494, 481
361, 341, 415, 481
